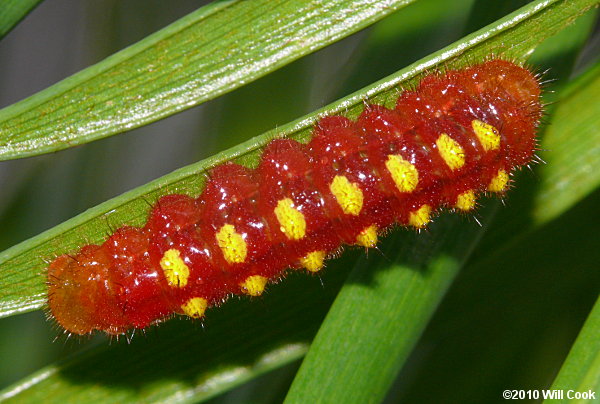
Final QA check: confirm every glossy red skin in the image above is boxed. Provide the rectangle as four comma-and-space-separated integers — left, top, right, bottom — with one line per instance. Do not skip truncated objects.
47, 60, 542, 335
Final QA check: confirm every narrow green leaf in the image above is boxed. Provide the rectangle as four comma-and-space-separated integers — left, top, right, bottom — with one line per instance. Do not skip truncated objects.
393, 174, 600, 403
545, 296, 600, 404
0, 0, 596, 321
0, 0, 43, 39
0, 270, 343, 403
466, 11, 599, 264
528, 8, 598, 84
0, 0, 417, 161
284, 217, 486, 404
534, 61, 600, 224
0, 1, 597, 403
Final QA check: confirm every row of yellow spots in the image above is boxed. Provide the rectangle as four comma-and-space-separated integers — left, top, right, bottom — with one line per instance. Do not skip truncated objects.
210, 119, 503, 267
161, 179, 379, 319
158, 247, 268, 319
178, 274, 269, 319
436, 119, 502, 171
177, 177, 507, 291
403, 173, 506, 226
272, 177, 377, 273
164, 120, 508, 319
170, 225, 403, 319
453, 168, 509, 212
178, 275, 272, 318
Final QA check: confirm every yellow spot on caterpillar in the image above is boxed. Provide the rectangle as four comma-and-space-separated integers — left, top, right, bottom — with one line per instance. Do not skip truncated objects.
488, 169, 509, 192
436, 133, 465, 170
240, 275, 268, 296
472, 119, 500, 151
274, 198, 306, 240
356, 225, 378, 248
181, 297, 208, 318
455, 190, 476, 211
329, 175, 364, 215
409, 205, 432, 228
300, 250, 327, 272
216, 224, 247, 264
385, 154, 419, 192
160, 249, 190, 288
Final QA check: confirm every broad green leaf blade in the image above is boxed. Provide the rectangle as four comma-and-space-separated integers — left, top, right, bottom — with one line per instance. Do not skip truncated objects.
545, 296, 600, 404
0, 0, 43, 39
0, 0, 417, 161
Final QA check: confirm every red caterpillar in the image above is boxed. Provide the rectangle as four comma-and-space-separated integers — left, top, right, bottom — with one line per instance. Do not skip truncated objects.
47, 60, 542, 335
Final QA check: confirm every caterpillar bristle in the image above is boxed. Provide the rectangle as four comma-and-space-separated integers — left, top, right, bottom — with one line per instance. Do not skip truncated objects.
46, 60, 543, 336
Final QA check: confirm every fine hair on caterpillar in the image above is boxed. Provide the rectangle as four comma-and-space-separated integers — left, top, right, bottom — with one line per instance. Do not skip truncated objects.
47, 59, 543, 336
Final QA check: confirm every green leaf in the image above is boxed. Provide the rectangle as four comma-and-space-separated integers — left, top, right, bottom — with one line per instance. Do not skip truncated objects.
284, 217, 486, 404
534, 61, 600, 224
0, 0, 597, 320
545, 296, 600, 404
0, 0, 43, 39
391, 51, 600, 403
0, 0, 417, 161
284, 1, 600, 401
533, 61, 600, 404
0, 0, 598, 402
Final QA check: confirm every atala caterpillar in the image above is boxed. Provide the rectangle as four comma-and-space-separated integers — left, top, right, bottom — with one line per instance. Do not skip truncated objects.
47, 59, 542, 335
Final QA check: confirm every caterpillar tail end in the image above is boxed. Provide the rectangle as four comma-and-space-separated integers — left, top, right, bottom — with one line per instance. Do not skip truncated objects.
47, 251, 128, 336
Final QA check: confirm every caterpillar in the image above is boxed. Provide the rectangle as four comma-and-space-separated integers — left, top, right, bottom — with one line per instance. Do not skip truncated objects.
47, 59, 542, 335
